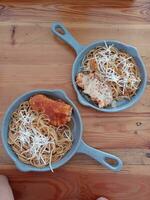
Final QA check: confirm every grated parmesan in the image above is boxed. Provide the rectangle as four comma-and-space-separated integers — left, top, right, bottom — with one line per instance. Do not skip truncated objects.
17, 110, 54, 167
80, 42, 141, 105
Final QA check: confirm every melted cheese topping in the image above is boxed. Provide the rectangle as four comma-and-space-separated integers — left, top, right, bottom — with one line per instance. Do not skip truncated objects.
81, 73, 113, 108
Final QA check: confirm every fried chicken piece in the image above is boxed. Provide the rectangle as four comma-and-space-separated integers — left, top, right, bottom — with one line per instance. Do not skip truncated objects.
76, 72, 113, 108
29, 94, 72, 126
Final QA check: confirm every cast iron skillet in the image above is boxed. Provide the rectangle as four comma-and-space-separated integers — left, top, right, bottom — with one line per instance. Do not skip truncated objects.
1, 90, 122, 172
51, 22, 147, 112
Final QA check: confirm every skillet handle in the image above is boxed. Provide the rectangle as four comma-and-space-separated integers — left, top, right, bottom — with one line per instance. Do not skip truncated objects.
51, 22, 85, 54
77, 140, 123, 172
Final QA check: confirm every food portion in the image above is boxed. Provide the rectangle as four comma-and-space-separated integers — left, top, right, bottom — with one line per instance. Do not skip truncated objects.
76, 43, 141, 108
76, 72, 113, 108
29, 94, 72, 126
8, 95, 73, 171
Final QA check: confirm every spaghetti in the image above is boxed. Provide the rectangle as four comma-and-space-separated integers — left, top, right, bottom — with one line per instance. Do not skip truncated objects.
8, 101, 73, 171
76, 42, 141, 108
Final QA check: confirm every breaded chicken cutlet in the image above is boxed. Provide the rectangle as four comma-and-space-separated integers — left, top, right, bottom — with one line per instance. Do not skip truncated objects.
76, 72, 113, 108
29, 94, 72, 126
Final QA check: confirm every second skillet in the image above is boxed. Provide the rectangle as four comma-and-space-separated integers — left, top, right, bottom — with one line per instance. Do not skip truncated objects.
51, 22, 147, 112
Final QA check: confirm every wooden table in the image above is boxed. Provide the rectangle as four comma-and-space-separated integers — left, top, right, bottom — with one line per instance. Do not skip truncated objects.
0, 0, 150, 199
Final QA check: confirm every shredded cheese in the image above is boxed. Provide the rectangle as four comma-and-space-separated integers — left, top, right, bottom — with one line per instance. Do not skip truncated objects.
80, 42, 141, 102
17, 110, 54, 169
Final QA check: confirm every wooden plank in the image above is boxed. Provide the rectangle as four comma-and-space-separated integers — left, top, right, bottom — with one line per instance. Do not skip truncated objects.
0, 0, 150, 24
1, 168, 150, 200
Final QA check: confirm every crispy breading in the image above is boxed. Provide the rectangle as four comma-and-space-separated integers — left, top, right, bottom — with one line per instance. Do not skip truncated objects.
89, 59, 99, 71
29, 94, 72, 126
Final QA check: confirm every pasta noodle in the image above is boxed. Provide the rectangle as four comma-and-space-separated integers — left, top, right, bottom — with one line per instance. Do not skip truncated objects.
77, 42, 141, 107
8, 101, 73, 171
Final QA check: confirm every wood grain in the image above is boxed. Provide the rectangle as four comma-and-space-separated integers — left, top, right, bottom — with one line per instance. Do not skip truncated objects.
1, 168, 150, 200
0, 0, 150, 199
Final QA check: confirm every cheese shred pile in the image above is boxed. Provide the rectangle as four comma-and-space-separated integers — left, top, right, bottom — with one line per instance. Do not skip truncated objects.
8, 101, 72, 171
78, 42, 141, 107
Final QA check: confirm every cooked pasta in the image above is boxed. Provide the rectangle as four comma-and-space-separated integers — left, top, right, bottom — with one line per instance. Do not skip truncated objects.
8, 101, 73, 171
76, 42, 141, 108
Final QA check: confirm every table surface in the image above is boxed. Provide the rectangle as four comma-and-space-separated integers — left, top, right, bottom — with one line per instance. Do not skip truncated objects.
0, 0, 150, 199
